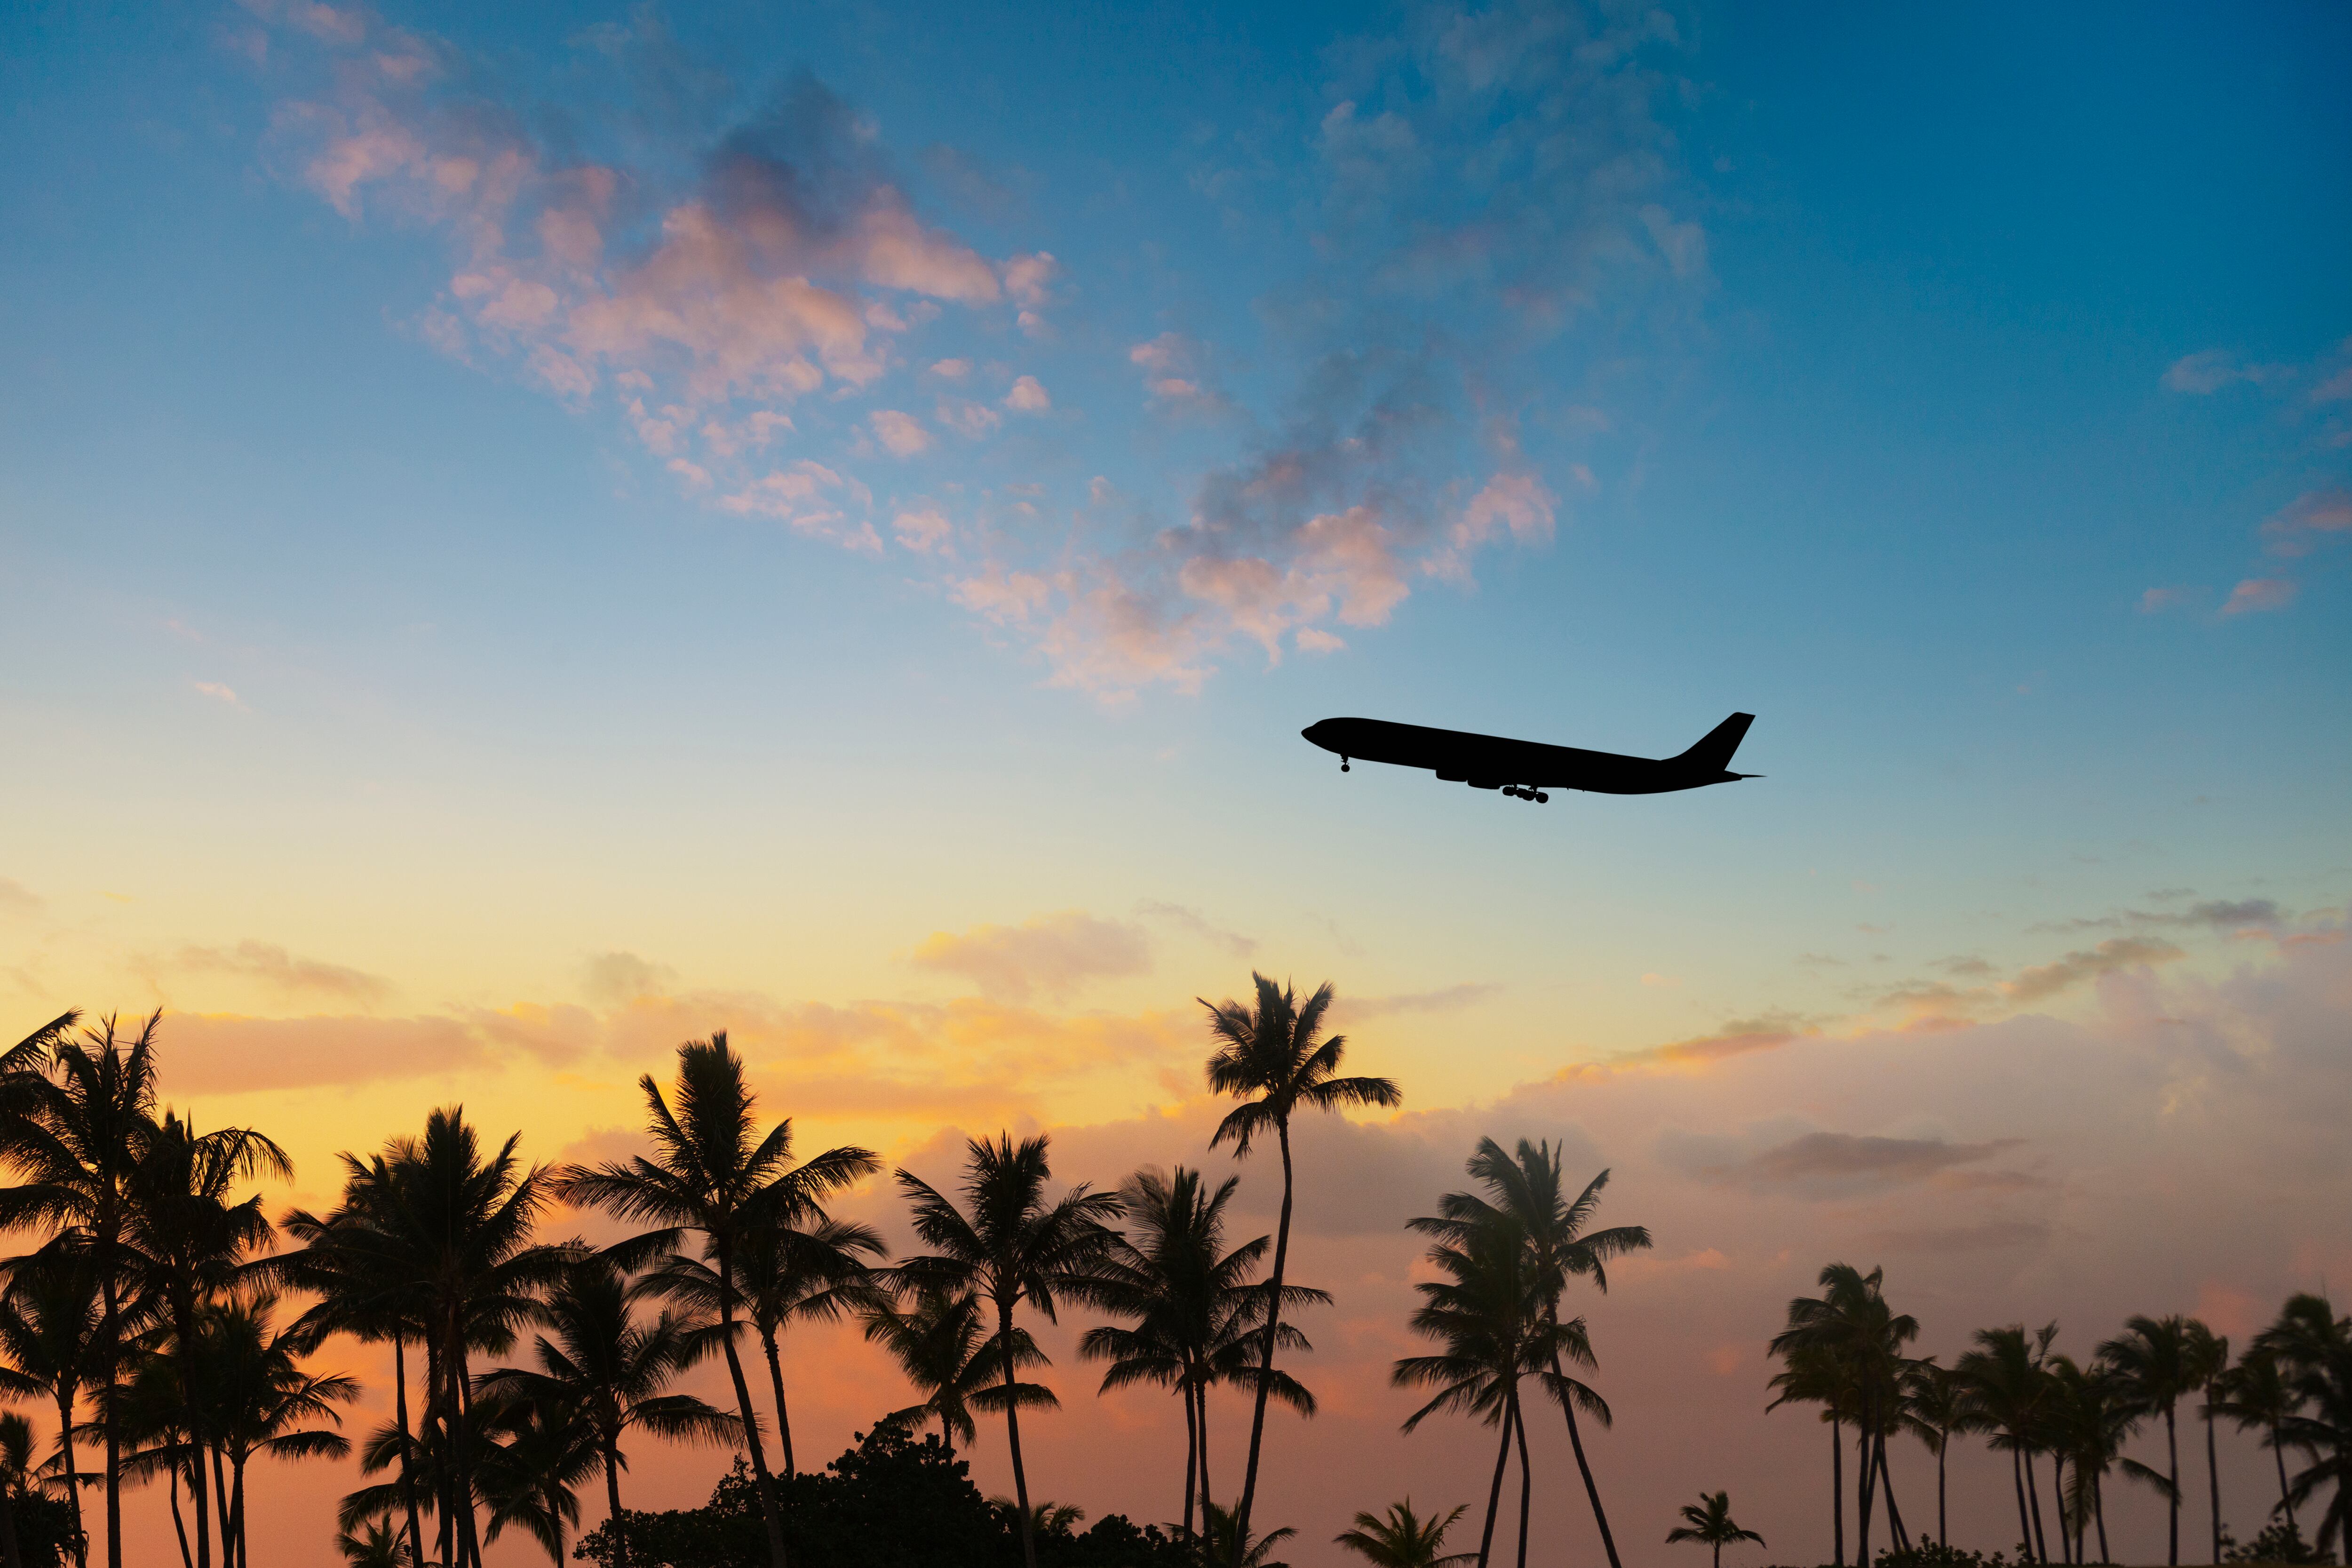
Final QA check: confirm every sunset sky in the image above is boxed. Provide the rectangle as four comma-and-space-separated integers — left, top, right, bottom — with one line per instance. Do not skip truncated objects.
2, 0, 2349, 1562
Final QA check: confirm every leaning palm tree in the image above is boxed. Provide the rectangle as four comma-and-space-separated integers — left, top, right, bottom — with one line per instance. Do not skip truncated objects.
2258, 1294, 2352, 1559
554, 1033, 879, 1568
0, 1011, 165, 1568
2215, 1347, 2301, 1530
648, 1212, 883, 1477
2099, 1315, 2199, 1567
1421, 1142, 1646, 1568
1394, 1207, 1548, 1568
1201, 973, 1399, 1559
474, 1250, 737, 1568
1335, 1499, 1475, 1567
894, 1134, 1121, 1568
1667, 1492, 1765, 1568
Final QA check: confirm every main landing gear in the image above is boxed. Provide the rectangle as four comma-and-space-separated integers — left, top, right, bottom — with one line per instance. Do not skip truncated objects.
1503, 786, 1550, 804
1341, 756, 1350, 772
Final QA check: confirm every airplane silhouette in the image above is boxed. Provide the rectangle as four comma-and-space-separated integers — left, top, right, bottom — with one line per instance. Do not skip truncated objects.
1300, 712, 1759, 803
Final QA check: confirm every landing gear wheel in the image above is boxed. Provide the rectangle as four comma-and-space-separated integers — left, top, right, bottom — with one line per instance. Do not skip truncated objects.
1534, 791, 1549, 804
1341, 759, 1351, 772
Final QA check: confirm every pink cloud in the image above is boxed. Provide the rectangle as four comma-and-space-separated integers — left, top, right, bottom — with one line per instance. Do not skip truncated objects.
1004, 374, 1050, 412
870, 409, 932, 456
2220, 577, 2297, 615
2259, 488, 2352, 557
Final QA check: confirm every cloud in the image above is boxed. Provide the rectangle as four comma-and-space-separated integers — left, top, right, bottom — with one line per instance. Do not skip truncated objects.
173, 941, 391, 1005
907, 910, 1153, 1003
2001, 937, 2184, 1004
0, 879, 39, 917
1333, 982, 1504, 1021
2162, 350, 2290, 394
2260, 489, 2352, 557
582, 950, 677, 1003
2220, 577, 2297, 616
1134, 902, 1257, 959
2137, 586, 2190, 614
869, 409, 932, 456
192, 681, 243, 706
1722, 1131, 2027, 1196
161, 1013, 486, 1092
892, 505, 954, 553
1003, 375, 1050, 412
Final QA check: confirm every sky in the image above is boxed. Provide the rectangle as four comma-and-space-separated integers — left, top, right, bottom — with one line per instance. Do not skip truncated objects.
1, 0, 2349, 1562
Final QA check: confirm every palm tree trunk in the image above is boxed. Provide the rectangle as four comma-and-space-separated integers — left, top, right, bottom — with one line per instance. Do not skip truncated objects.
454, 1338, 485, 1568
1877, 1430, 1909, 1551
1857, 1416, 1875, 1567
1197, 1380, 1215, 1520
715, 1273, 791, 1568
173, 1297, 210, 1568
2051, 1455, 2070, 1565
394, 1335, 426, 1568
98, 1275, 119, 1568
0, 1479, 22, 1568
2095, 1471, 2110, 1565
2163, 1404, 2179, 1567
1833, 1417, 1846, 1568
997, 1301, 1037, 1568
603, 1442, 631, 1568
1937, 1429, 1949, 1546
1510, 1383, 1533, 1568
229, 1457, 246, 1568
1230, 1117, 1295, 1563
1477, 1403, 1515, 1568
166, 1460, 191, 1568
759, 1325, 796, 1477
54, 1388, 85, 1568
1182, 1375, 1199, 1539
2011, 1449, 2033, 1563
1549, 1347, 1625, 1568
2204, 1392, 2221, 1566
2027, 1449, 2050, 1566
2270, 1420, 2295, 1526
208, 1445, 230, 1568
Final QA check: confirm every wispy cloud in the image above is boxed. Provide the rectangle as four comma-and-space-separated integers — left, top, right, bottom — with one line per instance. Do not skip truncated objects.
2221, 577, 2297, 616
173, 940, 392, 1004
907, 910, 1152, 1003
2162, 349, 2291, 394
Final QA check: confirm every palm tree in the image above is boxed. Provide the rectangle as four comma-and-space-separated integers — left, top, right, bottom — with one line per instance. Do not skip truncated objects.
0, 1011, 165, 1568
2098, 1315, 2199, 1567
2045, 1352, 2169, 1566
2215, 1347, 2301, 1529
205, 1293, 358, 1568
895, 1135, 1120, 1568
989, 1496, 1085, 1539
1335, 1500, 1475, 1567
1420, 1142, 1647, 1568
1198, 1501, 1296, 1568
1081, 1166, 1325, 1539
122, 1111, 289, 1568
859, 1286, 1016, 1457
649, 1212, 883, 1478
475, 1250, 737, 1568
1201, 973, 1400, 1560
1667, 1492, 1765, 1568
2185, 1321, 2230, 1566
0, 1248, 99, 1566
1960, 1324, 2060, 1563
1394, 1207, 1549, 1568
1768, 1342, 1852, 1566
472, 1388, 596, 1565
1771, 1266, 1918, 1563
554, 1033, 879, 1568
1899, 1358, 1981, 1546
334, 1514, 408, 1568
2257, 1294, 2352, 1558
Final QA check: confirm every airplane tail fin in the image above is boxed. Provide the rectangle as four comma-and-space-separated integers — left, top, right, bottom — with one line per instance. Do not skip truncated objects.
1675, 712, 1755, 772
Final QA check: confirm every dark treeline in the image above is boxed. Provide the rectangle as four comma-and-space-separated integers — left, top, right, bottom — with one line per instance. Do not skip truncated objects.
0, 993, 2342, 1568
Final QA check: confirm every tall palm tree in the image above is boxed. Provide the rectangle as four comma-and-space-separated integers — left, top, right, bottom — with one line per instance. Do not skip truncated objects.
122, 1111, 289, 1568
203, 1293, 358, 1568
649, 1213, 883, 1477
0, 1011, 165, 1568
859, 1286, 1016, 1457
1420, 1142, 1647, 1568
2257, 1294, 2352, 1558
1959, 1323, 2060, 1565
1899, 1358, 1981, 1546
1771, 1266, 1918, 1564
1393, 1206, 1549, 1568
2215, 1347, 2301, 1529
2045, 1352, 2169, 1566
1201, 972, 1400, 1560
1667, 1492, 1765, 1568
554, 1033, 879, 1568
475, 1250, 737, 1568
0, 1248, 101, 1566
894, 1133, 1121, 1568
1768, 1342, 1852, 1566
2098, 1315, 2199, 1567
2184, 1321, 2230, 1566
1081, 1166, 1324, 1539
1335, 1499, 1475, 1567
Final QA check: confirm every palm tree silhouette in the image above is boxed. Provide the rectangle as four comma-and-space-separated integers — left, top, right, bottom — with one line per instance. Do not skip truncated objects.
1666, 1491, 1765, 1568
2255, 1293, 2352, 1558
1771, 1266, 1917, 1563
1198, 1500, 1296, 1568
2043, 1350, 2170, 1565
1767, 1340, 1851, 1565
1419, 1141, 1645, 1568
859, 1284, 1025, 1457
473, 1385, 596, 1565
556, 1033, 878, 1568
1958, 1323, 2060, 1565
2184, 1321, 2231, 1566
1201, 973, 1399, 1560
1899, 1357, 1982, 1547
647, 1211, 883, 1478
333, 1513, 406, 1568
1394, 1205, 1553, 1568
0, 1011, 165, 1568
0, 1248, 100, 1565
202, 1291, 359, 1565
2214, 1346, 2301, 1530
894, 1133, 1121, 1568
475, 1250, 737, 1568
1082, 1165, 1325, 1539
1335, 1499, 1476, 1567
2099, 1314, 2200, 1566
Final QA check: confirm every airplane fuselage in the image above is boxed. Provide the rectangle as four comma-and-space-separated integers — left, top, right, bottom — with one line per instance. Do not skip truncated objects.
1300, 715, 1757, 797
